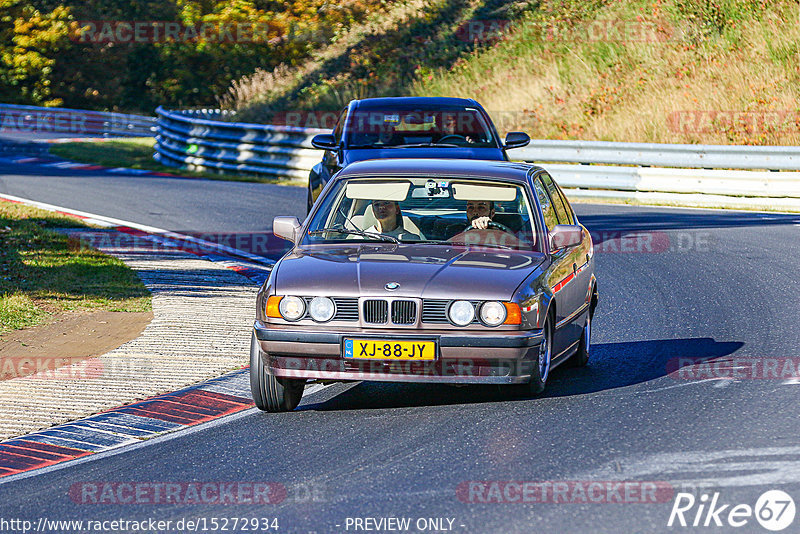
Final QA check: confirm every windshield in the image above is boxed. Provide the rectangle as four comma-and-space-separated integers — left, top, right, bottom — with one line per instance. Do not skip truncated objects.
303, 177, 540, 252
344, 105, 498, 149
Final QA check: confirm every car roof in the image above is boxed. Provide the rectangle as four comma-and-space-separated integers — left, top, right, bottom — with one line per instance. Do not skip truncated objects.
336, 158, 543, 183
352, 97, 481, 109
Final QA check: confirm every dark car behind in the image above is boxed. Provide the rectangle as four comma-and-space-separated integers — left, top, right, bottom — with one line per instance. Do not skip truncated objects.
306, 97, 530, 211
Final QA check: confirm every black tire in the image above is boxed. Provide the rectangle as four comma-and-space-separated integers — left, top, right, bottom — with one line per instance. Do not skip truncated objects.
249, 332, 305, 412
510, 313, 552, 397
568, 310, 592, 368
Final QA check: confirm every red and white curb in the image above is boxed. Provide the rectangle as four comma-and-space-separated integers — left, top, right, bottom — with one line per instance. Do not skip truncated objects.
0, 369, 254, 479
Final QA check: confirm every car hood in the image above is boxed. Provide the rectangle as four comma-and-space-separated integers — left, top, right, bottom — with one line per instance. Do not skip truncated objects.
343, 147, 506, 166
273, 244, 546, 300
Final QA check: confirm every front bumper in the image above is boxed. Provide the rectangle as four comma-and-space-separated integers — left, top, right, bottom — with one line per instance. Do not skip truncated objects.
253, 321, 544, 384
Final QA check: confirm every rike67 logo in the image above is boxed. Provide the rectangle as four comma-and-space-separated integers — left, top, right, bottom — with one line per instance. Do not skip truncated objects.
668, 490, 796, 531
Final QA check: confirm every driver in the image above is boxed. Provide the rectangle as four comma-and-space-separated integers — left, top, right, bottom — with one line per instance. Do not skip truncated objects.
365, 200, 421, 240
376, 122, 401, 146
439, 113, 476, 143
466, 200, 495, 229
444, 199, 500, 239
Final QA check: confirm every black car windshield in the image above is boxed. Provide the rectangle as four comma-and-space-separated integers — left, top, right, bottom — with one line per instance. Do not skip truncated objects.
344, 105, 498, 149
303, 177, 540, 252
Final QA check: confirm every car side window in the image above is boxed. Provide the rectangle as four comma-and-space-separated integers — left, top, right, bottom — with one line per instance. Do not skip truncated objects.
533, 176, 559, 231
333, 107, 347, 144
541, 173, 571, 225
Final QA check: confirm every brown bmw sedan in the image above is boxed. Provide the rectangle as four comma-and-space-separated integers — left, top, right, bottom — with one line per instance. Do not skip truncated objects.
251, 158, 597, 411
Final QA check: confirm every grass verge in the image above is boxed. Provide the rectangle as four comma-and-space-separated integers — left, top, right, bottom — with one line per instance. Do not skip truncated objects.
48, 138, 307, 187
0, 200, 152, 335
226, 0, 800, 146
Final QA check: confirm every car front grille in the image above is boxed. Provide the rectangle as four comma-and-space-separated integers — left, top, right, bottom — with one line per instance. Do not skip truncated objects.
421, 299, 450, 324
332, 298, 359, 321
391, 300, 417, 325
363, 299, 389, 324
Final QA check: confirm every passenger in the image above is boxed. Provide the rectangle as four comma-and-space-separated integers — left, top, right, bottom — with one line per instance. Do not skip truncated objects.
365, 200, 421, 240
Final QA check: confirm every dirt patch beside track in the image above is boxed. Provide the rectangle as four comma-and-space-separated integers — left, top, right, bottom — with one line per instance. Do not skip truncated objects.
0, 309, 152, 381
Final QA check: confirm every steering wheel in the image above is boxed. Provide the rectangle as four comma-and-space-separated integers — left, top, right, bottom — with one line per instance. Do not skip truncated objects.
438, 134, 468, 144
463, 221, 514, 234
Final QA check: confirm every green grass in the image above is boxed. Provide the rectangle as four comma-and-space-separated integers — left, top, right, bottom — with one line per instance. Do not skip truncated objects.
0, 294, 48, 332
0, 201, 151, 335
226, 0, 800, 146
48, 138, 306, 187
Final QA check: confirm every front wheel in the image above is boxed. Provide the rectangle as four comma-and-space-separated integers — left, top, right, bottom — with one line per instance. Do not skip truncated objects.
510, 314, 552, 397
250, 332, 305, 412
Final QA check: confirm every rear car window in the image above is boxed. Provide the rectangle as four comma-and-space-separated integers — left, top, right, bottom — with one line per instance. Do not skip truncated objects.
541, 173, 572, 225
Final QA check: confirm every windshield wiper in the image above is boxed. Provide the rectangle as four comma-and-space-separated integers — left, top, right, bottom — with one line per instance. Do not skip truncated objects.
449, 240, 517, 250
407, 239, 452, 245
412, 239, 517, 249
308, 227, 400, 244
384, 143, 460, 149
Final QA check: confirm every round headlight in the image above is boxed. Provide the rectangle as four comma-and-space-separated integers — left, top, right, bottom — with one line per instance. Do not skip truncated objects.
448, 300, 475, 326
279, 296, 305, 321
480, 301, 507, 326
309, 296, 335, 322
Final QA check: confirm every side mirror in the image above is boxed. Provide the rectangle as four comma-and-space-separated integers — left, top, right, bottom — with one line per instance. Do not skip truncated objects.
549, 225, 583, 252
504, 131, 531, 149
311, 134, 337, 150
273, 216, 302, 243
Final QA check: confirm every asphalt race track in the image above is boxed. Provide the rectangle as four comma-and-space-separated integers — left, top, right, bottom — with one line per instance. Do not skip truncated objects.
2, 158, 800, 533
0, 158, 307, 232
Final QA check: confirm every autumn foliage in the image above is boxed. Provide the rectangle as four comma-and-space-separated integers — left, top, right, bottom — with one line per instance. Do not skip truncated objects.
0, 0, 389, 111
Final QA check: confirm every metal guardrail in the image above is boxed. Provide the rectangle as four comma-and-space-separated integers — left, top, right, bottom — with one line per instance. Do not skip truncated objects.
511, 140, 800, 171
154, 107, 324, 179
153, 107, 800, 210
550, 164, 800, 211
0, 103, 155, 137
546, 164, 800, 198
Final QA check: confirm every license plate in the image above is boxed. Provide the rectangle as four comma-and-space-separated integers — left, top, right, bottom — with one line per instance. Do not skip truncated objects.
343, 339, 435, 360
